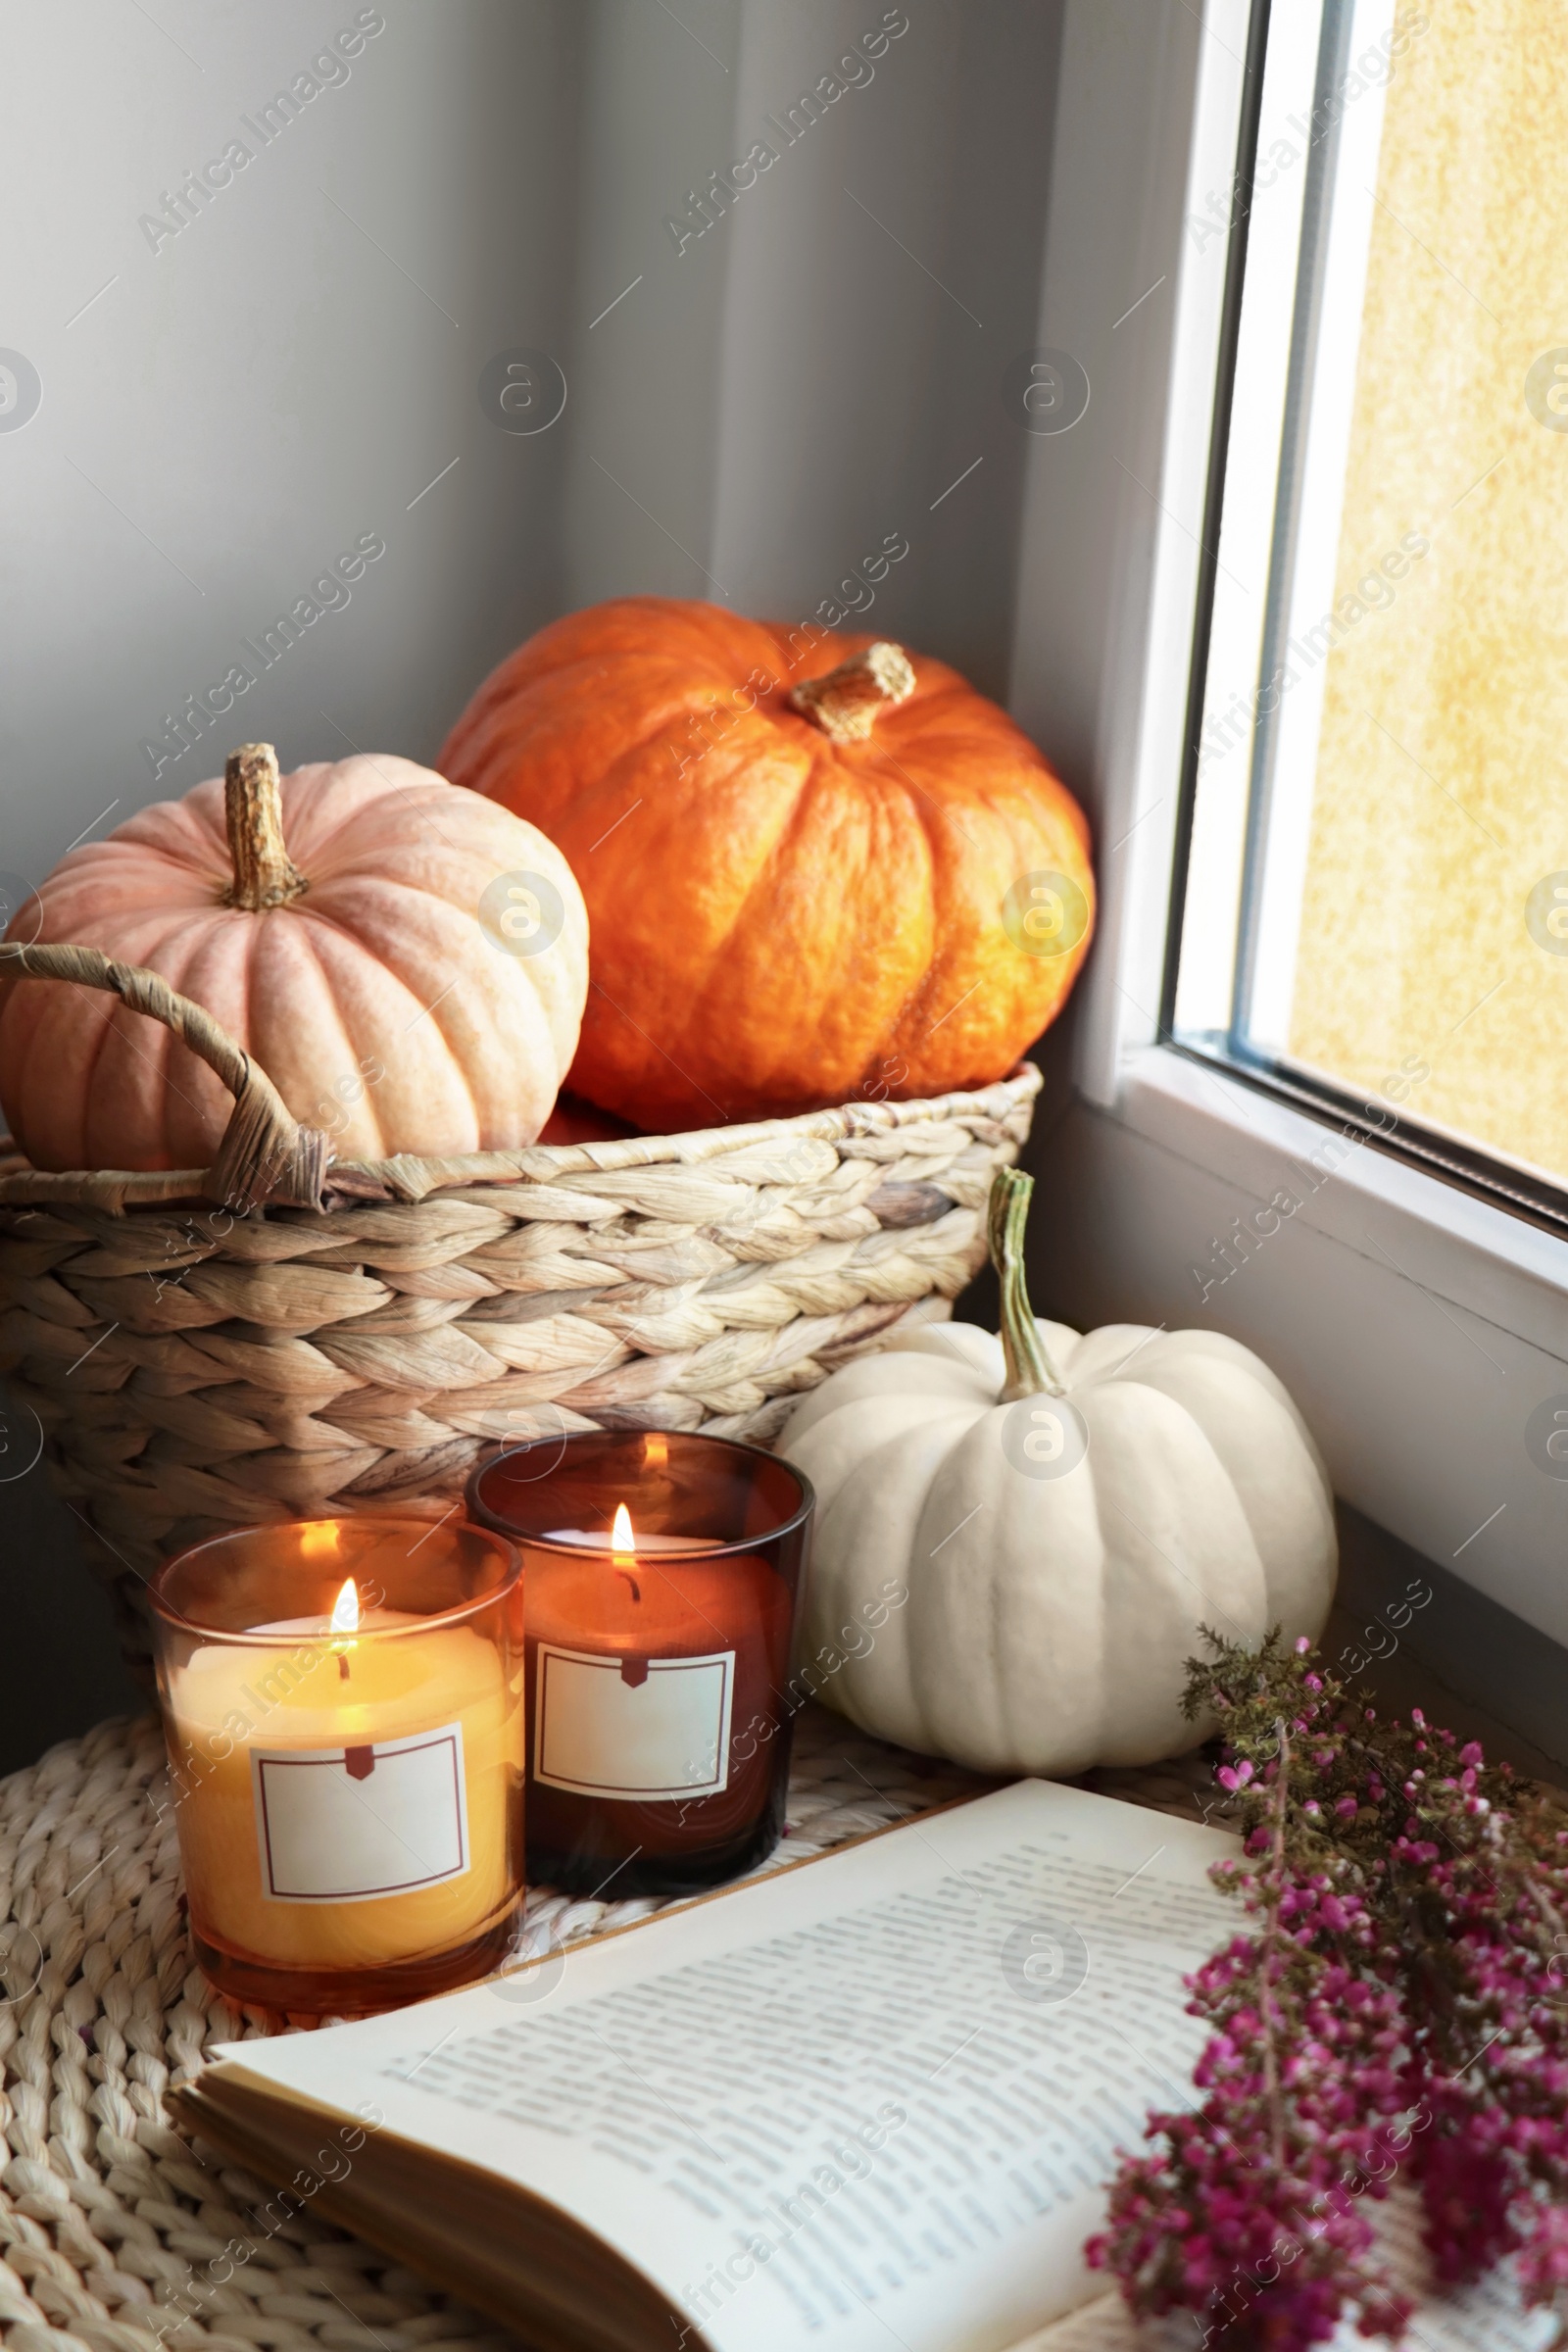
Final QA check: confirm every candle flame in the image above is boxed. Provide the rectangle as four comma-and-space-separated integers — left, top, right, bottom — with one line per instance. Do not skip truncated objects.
329, 1578, 361, 1636
612, 1502, 635, 1561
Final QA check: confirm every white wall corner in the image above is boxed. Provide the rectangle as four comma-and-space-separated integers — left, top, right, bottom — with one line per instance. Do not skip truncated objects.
1006, 0, 1252, 1108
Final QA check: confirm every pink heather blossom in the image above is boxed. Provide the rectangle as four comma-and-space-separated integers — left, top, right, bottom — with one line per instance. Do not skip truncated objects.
1088, 1629, 1568, 2349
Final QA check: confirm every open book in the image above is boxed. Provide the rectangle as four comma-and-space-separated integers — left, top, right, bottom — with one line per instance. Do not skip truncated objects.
170, 1781, 1552, 2352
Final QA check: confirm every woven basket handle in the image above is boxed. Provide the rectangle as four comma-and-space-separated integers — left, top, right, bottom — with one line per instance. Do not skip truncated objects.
0, 940, 328, 1211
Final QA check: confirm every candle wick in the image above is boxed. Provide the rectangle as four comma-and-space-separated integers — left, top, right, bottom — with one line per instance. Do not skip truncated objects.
615, 1569, 642, 1603
337, 1653, 350, 1682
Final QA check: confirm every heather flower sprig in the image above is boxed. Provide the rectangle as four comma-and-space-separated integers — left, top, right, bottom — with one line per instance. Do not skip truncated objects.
1087, 1629, 1568, 2350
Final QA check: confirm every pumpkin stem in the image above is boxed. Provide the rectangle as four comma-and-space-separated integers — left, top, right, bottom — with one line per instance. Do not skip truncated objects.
223, 743, 308, 910
988, 1167, 1067, 1400
790, 642, 916, 743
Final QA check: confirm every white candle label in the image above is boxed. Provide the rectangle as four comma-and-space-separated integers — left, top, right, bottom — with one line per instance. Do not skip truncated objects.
534, 1646, 735, 1800
251, 1723, 470, 1902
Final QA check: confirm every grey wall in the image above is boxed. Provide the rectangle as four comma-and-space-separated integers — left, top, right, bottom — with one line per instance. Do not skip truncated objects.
0, 0, 1068, 1765
2, 2, 585, 889
562, 1, 1064, 691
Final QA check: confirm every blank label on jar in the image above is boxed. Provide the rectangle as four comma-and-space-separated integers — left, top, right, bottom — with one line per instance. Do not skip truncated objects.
534, 1646, 735, 1800
252, 1724, 469, 1902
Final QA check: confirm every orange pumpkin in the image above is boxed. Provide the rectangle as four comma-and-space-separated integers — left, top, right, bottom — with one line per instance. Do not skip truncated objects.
439, 597, 1094, 1130
0, 744, 588, 1171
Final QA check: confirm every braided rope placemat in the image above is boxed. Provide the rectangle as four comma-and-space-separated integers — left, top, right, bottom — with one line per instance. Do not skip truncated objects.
0, 1707, 1216, 2352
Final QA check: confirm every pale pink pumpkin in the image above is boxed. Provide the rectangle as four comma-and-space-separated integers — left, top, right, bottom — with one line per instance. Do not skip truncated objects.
0, 745, 589, 1171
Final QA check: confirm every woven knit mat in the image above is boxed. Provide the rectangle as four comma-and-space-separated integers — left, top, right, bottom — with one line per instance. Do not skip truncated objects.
0, 1705, 1221, 2352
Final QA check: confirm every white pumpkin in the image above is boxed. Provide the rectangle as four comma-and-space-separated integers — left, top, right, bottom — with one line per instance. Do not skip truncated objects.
780, 1170, 1337, 1776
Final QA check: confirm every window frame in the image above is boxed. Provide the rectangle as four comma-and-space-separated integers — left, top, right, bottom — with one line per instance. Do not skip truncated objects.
1159, 0, 1568, 1243
1011, 0, 1568, 1652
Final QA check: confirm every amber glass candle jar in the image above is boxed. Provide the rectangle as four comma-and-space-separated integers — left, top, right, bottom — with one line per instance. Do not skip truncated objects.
466, 1431, 813, 1898
150, 1516, 524, 2012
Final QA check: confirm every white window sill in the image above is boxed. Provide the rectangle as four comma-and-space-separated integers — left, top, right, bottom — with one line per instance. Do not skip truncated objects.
1036, 1044, 1568, 1653
1120, 1046, 1568, 1358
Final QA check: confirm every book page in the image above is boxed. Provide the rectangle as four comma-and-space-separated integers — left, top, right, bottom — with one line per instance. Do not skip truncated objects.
214, 1780, 1241, 2352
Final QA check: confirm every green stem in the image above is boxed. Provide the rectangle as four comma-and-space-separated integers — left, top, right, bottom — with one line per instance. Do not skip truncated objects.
987, 1167, 1066, 1400
1258, 1716, 1291, 2174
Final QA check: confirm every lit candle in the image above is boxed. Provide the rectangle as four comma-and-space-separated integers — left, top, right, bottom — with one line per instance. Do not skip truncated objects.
544, 1508, 713, 1554
151, 1517, 524, 2010
526, 1500, 787, 1837
467, 1433, 813, 1897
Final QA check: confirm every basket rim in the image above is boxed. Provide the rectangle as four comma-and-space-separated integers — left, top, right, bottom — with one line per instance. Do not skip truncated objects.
0, 1060, 1042, 1217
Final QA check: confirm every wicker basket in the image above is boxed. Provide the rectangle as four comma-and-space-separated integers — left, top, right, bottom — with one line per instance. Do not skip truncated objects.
0, 942, 1039, 1672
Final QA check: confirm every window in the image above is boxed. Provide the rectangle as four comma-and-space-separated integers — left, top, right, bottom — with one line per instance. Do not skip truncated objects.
1170, 0, 1568, 1224
1020, 0, 1568, 1675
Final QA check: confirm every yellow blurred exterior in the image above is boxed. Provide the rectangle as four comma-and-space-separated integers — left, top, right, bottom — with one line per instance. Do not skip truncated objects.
1290, 0, 1568, 1182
